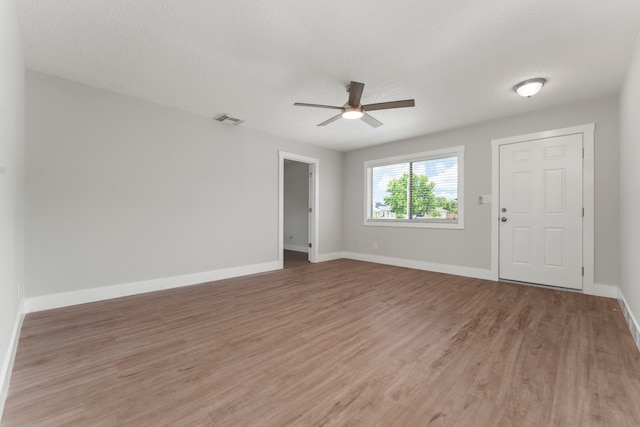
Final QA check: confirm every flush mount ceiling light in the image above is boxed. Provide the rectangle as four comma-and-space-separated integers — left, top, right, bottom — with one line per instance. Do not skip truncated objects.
341, 107, 364, 120
513, 78, 546, 98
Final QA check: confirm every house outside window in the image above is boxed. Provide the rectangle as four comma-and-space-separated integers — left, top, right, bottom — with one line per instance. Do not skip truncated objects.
364, 146, 464, 229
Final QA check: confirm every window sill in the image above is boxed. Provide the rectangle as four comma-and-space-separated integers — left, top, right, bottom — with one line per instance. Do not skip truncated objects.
364, 219, 464, 229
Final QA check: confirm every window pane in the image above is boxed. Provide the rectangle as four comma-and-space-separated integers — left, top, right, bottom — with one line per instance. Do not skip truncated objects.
412, 156, 458, 220
371, 162, 409, 219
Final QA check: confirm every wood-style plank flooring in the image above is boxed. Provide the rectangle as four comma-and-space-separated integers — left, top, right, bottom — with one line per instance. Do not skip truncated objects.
3, 259, 640, 426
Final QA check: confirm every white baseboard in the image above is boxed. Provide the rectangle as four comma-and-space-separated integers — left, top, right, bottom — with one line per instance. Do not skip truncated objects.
591, 283, 619, 299
342, 252, 494, 280
618, 289, 640, 352
315, 252, 345, 263
1, 299, 25, 422
25, 261, 281, 313
283, 244, 309, 253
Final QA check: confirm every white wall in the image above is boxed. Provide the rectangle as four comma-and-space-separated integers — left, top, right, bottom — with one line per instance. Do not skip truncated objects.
25, 71, 343, 299
343, 95, 619, 287
284, 160, 309, 252
0, 0, 25, 417
620, 34, 640, 335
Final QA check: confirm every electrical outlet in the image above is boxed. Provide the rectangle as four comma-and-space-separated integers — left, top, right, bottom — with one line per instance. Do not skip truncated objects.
16, 281, 21, 299
373, 243, 378, 250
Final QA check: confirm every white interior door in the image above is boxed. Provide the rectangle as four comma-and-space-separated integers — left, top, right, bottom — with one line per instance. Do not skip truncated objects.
308, 164, 315, 262
499, 134, 583, 289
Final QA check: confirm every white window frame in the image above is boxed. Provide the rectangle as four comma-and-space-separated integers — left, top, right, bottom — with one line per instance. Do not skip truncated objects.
364, 146, 464, 229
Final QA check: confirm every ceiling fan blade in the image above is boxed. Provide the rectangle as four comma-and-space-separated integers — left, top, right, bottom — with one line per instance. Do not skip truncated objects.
294, 102, 343, 110
317, 113, 343, 127
362, 99, 415, 111
348, 81, 365, 107
361, 113, 383, 128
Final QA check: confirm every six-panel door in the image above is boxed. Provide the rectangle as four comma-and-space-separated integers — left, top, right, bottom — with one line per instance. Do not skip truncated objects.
499, 133, 583, 289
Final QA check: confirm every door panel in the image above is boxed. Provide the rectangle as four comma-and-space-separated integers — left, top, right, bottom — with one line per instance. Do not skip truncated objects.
544, 228, 564, 266
499, 134, 583, 289
512, 171, 531, 213
544, 169, 564, 213
512, 227, 531, 264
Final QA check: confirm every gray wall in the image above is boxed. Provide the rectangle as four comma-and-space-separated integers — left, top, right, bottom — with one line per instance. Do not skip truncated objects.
25, 71, 343, 297
284, 160, 309, 251
620, 35, 640, 323
343, 95, 620, 287
0, 0, 25, 411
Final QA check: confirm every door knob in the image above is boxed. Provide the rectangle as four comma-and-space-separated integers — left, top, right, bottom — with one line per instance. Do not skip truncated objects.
501, 217, 508, 222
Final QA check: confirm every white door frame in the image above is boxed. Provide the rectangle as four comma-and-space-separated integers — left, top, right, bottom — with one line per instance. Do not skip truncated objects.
490, 124, 595, 294
279, 151, 319, 267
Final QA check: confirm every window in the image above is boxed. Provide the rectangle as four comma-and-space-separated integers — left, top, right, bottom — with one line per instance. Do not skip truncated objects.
365, 146, 464, 229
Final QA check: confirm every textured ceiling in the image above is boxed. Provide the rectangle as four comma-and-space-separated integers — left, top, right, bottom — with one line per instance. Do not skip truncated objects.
17, 1, 640, 151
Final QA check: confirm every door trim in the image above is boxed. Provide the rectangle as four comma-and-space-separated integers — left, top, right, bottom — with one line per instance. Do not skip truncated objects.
278, 151, 319, 267
490, 124, 595, 294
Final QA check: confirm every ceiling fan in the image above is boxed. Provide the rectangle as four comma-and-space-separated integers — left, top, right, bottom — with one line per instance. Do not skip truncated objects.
294, 81, 415, 128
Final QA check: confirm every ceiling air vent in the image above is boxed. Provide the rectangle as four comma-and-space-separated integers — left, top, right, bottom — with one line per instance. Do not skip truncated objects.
213, 113, 244, 126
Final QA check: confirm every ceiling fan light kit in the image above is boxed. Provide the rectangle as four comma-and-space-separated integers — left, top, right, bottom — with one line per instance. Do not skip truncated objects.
513, 78, 546, 98
342, 107, 364, 120
294, 81, 415, 127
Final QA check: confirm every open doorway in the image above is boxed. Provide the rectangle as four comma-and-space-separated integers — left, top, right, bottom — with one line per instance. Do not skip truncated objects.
283, 159, 310, 268
278, 152, 319, 269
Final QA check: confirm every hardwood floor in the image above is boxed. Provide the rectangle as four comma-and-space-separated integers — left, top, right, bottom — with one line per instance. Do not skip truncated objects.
3, 259, 640, 426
